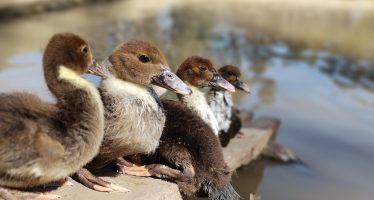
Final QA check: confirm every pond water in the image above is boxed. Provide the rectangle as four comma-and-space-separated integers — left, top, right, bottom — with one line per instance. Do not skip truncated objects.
0, 0, 374, 200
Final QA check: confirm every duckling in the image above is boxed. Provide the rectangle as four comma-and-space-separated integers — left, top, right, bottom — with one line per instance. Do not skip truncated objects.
163, 56, 235, 135
0, 33, 106, 199
128, 57, 240, 199
213, 67, 299, 162
205, 65, 250, 147
151, 99, 241, 200
212, 66, 299, 162
73, 40, 191, 191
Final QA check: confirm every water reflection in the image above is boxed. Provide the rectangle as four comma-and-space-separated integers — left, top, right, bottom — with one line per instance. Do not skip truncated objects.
232, 160, 267, 198
0, 1, 374, 200
209, 28, 374, 93
232, 159, 306, 199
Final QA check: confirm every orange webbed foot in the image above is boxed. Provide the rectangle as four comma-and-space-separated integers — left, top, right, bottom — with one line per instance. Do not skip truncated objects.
115, 157, 152, 177
73, 168, 130, 193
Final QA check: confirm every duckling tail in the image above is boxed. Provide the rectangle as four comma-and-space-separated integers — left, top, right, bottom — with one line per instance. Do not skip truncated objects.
201, 181, 241, 200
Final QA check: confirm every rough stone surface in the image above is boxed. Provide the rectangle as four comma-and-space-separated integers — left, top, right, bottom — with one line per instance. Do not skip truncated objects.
223, 127, 274, 170
55, 175, 183, 200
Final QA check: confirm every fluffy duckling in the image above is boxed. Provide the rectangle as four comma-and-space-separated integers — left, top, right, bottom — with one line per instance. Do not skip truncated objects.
214, 67, 299, 162
73, 40, 191, 191
167, 56, 235, 135
0, 33, 105, 199
134, 57, 240, 199
206, 65, 250, 147
212, 66, 299, 162
149, 99, 241, 200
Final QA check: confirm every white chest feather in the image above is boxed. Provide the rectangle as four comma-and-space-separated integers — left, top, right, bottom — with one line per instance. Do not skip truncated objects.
180, 86, 219, 135
206, 90, 233, 133
102, 78, 159, 110
100, 78, 165, 154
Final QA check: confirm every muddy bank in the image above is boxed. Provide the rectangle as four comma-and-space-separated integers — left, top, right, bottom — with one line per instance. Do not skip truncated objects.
0, 0, 119, 20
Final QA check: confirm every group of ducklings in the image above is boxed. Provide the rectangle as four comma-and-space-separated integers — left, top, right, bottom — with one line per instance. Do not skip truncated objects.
0, 33, 251, 200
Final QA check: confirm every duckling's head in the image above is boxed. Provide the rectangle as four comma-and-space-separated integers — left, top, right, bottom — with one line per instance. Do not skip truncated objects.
109, 40, 191, 95
219, 65, 250, 93
43, 33, 96, 75
176, 56, 235, 92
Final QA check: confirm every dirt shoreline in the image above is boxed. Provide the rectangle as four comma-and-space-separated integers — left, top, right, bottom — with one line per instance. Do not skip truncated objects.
0, 0, 120, 20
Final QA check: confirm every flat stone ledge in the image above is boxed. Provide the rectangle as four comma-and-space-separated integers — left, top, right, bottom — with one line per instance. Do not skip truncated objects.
224, 127, 274, 170
55, 175, 182, 200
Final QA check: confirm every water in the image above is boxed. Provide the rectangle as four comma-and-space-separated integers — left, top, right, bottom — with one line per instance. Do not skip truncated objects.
1, 0, 374, 199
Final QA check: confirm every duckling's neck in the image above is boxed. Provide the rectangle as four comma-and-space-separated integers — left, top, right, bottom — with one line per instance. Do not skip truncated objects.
50, 66, 104, 160
100, 76, 161, 111
55, 66, 103, 115
205, 88, 233, 108
178, 85, 219, 135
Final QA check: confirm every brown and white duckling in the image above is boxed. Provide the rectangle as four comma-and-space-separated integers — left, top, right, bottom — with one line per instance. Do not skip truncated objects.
132, 57, 240, 199
163, 56, 235, 135
212, 67, 299, 162
213, 67, 299, 162
73, 40, 191, 191
205, 65, 250, 147
144, 99, 241, 200
0, 33, 105, 199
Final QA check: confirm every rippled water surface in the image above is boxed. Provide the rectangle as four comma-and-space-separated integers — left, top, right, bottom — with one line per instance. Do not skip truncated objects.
1, 0, 374, 199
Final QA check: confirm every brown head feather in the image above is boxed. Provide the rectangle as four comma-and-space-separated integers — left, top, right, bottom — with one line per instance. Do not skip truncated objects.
176, 56, 217, 87
109, 40, 169, 85
218, 65, 241, 84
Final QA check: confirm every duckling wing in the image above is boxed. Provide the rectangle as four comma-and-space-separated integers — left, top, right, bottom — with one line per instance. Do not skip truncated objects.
229, 107, 242, 138
219, 107, 242, 147
0, 92, 63, 174
160, 99, 231, 196
161, 100, 227, 172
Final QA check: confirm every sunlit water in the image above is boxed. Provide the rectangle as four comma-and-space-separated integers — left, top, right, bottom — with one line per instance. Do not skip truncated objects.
0, 0, 374, 200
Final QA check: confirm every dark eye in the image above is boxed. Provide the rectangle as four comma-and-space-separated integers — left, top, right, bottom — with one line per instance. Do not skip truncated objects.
81, 46, 89, 54
138, 55, 150, 63
228, 71, 234, 76
200, 66, 207, 71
